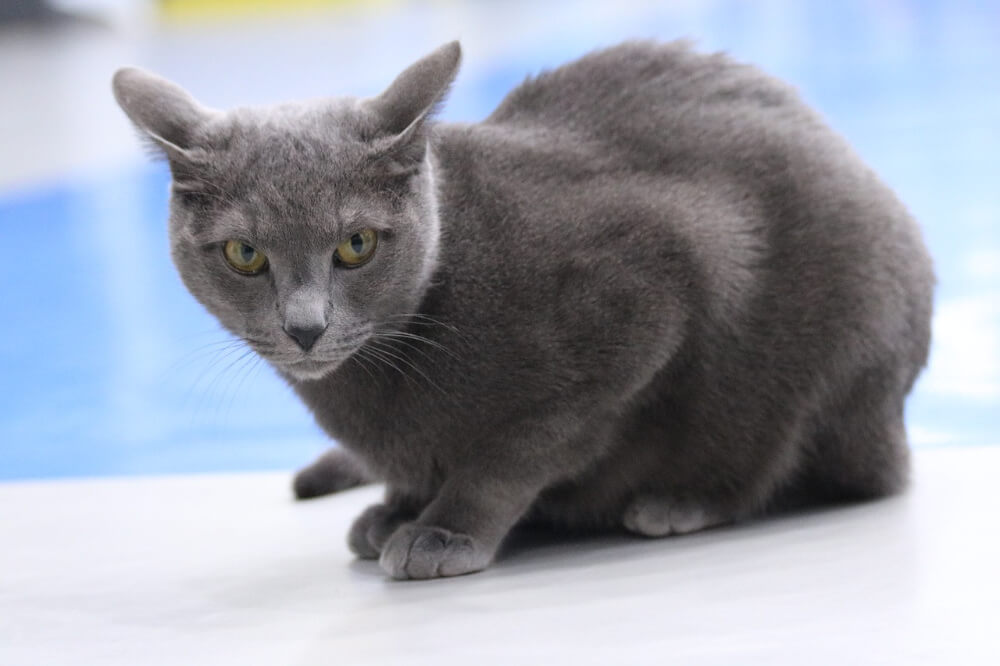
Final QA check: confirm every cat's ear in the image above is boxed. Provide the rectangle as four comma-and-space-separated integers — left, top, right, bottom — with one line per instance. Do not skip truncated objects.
111, 67, 215, 163
363, 41, 461, 174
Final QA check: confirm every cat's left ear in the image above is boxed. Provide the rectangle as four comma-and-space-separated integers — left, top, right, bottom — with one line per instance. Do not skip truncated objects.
363, 41, 462, 175
111, 67, 216, 163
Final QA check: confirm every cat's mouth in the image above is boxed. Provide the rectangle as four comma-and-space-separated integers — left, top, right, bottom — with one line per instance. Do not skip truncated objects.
255, 327, 374, 381
275, 341, 371, 381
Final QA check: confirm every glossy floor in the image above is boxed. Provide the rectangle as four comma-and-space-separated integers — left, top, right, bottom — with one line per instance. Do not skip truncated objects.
1, 0, 998, 480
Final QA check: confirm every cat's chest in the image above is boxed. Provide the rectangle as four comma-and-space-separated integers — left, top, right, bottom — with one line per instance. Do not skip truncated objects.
294, 359, 455, 484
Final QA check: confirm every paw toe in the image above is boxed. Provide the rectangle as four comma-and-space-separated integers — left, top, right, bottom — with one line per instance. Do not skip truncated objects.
379, 524, 486, 580
403, 527, 450, 578
623, 497, 722, 537
623, 498, 673, 537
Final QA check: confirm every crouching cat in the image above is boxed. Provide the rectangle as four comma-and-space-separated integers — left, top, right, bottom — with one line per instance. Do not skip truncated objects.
112, 41, 933, 580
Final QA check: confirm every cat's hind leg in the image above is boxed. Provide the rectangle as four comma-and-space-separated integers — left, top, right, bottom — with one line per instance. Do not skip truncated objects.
622, 496, 729, 537
292, 447, 374, 500
802, 371, 911, 503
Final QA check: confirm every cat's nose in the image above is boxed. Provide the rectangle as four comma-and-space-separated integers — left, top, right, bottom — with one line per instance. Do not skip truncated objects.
283, 323, 327, 352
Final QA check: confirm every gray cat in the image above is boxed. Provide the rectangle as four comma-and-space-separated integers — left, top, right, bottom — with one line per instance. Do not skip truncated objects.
112, 41, 933, 580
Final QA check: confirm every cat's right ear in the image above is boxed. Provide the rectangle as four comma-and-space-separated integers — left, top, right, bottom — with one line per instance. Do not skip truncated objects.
111, 67, 214, 162
362, 41, 462, 174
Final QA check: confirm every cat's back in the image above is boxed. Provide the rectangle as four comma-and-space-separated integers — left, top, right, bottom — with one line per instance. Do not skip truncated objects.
471, 40, 855, 220
485, 40, 803, 140
439, 40, 933, 397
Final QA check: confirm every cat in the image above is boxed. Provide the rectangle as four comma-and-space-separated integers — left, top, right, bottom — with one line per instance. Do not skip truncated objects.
112, 40, 934, 580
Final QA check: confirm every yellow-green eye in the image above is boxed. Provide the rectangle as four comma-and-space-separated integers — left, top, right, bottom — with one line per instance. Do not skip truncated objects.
335, 229, 378, 268
223, 240, 268, 275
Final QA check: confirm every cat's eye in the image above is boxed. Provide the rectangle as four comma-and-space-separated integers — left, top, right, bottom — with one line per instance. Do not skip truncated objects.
223, 240, 268, 275
334, 229, 378, 268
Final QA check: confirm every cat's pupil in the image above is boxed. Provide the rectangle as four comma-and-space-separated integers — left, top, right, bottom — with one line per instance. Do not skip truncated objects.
240, 244, 255, 262
350, 234, 364, 253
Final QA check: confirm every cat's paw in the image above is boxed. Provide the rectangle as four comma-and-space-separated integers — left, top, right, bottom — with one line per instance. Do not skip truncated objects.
622, 496, 725, 537
293, 448, 372, 500
379, 523, 491, 580
348, 503, 410, 560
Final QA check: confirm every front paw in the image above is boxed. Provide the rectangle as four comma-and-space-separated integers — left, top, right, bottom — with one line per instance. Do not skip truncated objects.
379, 523, 491, 580
293, 448, 371, 500
348, 503, 409, 560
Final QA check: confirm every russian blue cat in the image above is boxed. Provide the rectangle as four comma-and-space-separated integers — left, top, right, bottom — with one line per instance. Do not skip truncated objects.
112, 41, 933, 579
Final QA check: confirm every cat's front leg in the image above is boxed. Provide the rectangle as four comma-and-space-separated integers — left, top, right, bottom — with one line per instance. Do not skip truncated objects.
378, 475, 543, 580
348, 488, 425, 560
293, 447, 374, 500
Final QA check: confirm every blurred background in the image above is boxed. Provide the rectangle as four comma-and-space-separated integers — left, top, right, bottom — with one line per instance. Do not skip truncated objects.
0, 0, 997, 480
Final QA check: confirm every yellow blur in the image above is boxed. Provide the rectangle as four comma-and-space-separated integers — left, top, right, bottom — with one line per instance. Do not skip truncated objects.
160, 0, 399, 22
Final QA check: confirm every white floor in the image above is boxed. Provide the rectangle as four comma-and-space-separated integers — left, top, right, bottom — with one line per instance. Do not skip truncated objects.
2, 447, 998, 665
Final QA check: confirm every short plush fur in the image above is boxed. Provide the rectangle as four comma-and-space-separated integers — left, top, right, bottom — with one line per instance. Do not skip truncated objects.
113, 41, 933, 579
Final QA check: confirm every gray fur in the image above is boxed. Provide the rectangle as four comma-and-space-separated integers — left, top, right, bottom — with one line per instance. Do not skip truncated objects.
292, 447, 373, 500
112, 40, 933, 580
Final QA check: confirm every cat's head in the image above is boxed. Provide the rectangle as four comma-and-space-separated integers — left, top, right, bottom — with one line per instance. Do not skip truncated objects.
112, 42, 461, 381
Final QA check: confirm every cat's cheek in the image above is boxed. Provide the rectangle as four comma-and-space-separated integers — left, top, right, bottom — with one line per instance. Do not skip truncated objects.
348, 238, 431, 317
174, 258, 272, 337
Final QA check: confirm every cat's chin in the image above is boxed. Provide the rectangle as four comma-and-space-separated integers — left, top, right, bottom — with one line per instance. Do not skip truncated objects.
280, 359, 343, 382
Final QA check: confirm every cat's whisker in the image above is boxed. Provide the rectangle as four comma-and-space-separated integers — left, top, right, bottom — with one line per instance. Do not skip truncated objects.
190, 346, 257, 425
215, 352, 247, 424
160, 338, 248, 382
374, 329, 460, 361
367, 338, 448, 397
221, 352, 266, 424
208, 347, 259, 421
373, 333, 438, 366
382, 312, 462, 331
357, 346, 393, 382
179, 341, 252, 419
358, 344, 400, 376
173, 327, 242, 344
347, 348, 379, 382
371, 332, 452, 373
360, 343, 416, 388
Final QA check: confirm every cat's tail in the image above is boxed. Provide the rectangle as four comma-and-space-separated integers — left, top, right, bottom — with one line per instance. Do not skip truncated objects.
292, 447, 375, 500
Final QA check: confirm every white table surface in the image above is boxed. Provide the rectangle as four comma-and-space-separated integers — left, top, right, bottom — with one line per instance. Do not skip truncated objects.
2, 447, 998, 665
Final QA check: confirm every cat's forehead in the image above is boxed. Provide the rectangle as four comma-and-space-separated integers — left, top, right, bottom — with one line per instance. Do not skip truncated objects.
182, 100, 400, 246
211, 103, 381, 214
232, 99, 364, 139
189, 159, 395, 249
220, 101, 370, 176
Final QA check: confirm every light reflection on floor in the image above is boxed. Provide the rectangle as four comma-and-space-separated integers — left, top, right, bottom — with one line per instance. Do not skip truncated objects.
1, 0, 997, 479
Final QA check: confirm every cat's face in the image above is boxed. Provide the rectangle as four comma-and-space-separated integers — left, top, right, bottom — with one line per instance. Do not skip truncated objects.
165, 103, 443, 381
113, 43, 460, 381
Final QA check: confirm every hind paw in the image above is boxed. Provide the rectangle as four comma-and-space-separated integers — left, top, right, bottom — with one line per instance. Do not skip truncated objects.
623, 497, 725, 537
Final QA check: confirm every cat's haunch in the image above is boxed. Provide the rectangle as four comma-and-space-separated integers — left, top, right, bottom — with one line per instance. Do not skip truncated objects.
113, 40, 933, 580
